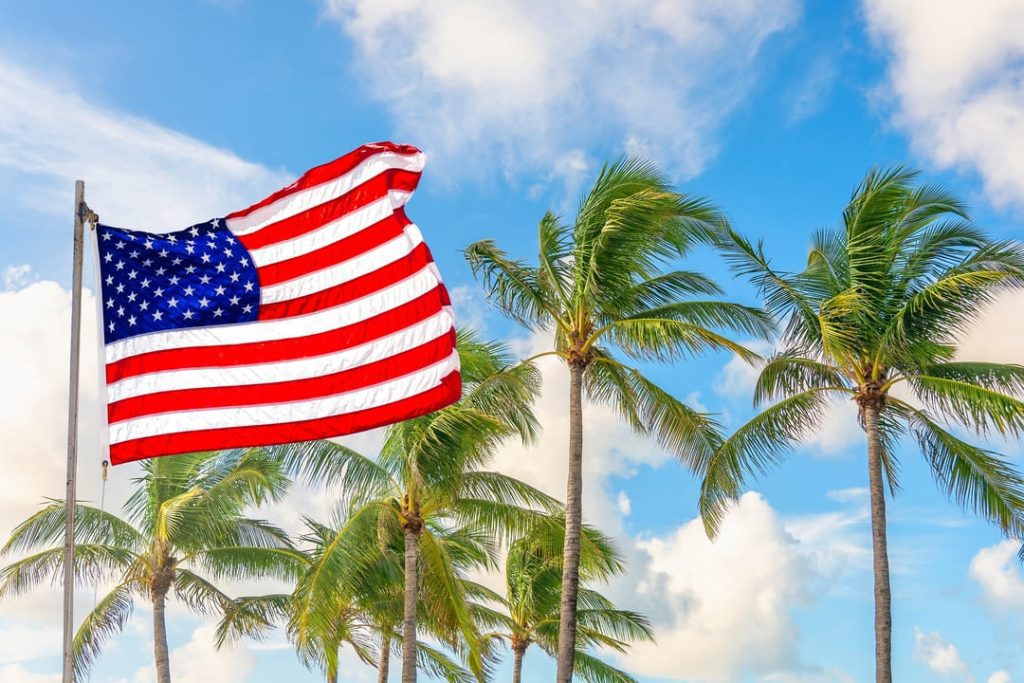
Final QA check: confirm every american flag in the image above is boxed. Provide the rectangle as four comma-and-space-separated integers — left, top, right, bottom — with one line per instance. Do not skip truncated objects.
95, 142, 460, 465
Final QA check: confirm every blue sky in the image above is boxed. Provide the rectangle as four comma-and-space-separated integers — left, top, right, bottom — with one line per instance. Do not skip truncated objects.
1, 1, 1024, 682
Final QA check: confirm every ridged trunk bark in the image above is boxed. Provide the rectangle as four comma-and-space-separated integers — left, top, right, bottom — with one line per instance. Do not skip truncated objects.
863, 403, 893, 683
401, 526, 420, 683
152, 588, 171, 683
555, 361, 585, 682
378, 636, 390, 683
511, 642, 527, 683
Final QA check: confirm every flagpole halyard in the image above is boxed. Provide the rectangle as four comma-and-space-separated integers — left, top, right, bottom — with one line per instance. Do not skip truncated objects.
62, 180, 96, 683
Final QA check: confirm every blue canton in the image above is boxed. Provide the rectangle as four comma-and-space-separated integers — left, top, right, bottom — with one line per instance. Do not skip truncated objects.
96, 218, 261, 344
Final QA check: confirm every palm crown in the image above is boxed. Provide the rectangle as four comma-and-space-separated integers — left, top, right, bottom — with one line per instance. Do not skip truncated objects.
701, 167, 1024, 536
0, 450, 298, 682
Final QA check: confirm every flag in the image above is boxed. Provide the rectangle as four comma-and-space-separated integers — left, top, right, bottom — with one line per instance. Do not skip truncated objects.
94, 142, 460, 465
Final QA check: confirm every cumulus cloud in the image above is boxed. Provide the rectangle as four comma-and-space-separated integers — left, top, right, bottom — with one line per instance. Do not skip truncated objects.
988, 671, 1012, 683
913, 627, 972, 679
625, 492, 812, 681
969, 539, 1024, 608
0, 56, 288, 230
0, 664, 59, 683
322, 0, 800, 179
132, 625, 255, 683
863, 0, 1024, 209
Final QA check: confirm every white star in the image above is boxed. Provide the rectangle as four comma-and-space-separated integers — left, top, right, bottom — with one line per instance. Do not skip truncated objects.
186, 244, 195, 254
172, 258, 183, 266
199, 274, 211, 285
242, 304, 253, 314
152, 310, 163, 321
223, 248, 233, 257
153, 287, 164, 297
183, 285, 195, 296
127, 292, 138, 303
106, 298, 114, 308
117, 306, 125, 317
199, 297, 210, 308
185, 265, 197, 274
215, 285, 226, 296
105, 275, 114, 285
115, 260, 125, 271
213, 308, 223, 318
239, 257, 249, 267
108, 321, 115, 332
143, 238, 154, 249
156, 267, 166, 276
127, 270, 138, 280
169, 275, 180, 285
139, 301, 149, 311
168, 297, 178, 308
168, 234, 178, 243
229, 271, 240, 282
128, 315, 137, 327
201, 252, 212, 263
244, 281, 254, 292
226, 235, 235, 244
229, 295, 240, 305
183, 310, 194, 320
189, 226, 200, 238
215, 263, 226, 273
115, 241, 125, 250
211, 218, 221, 228
129, 250, 140, 258
115, 283, 125, 294
103, 252, 113, 263
102, 232, 112, 241
142, 259, 153, 267
140, 278, 151, 288
159, 249, 169, 258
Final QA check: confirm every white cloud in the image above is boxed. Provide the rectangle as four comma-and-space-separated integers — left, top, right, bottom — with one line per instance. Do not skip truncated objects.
863, 0, 1024, 209
616, 491, 632, 516
0, 664, 59, 683
0, 57, 288, 230
988, 671, 1012, 683
0, 625, 60, 664
322, 0, 800, 180
3, 264, 33, 291
913, 627, 972, 680
132, 625, 255, 683
969, 539, 1024, 608
957, 293, 1024, 366
625, 492, 811, 681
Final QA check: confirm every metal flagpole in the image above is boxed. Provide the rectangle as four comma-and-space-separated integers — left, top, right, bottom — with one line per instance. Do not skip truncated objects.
62, 180, 96, 683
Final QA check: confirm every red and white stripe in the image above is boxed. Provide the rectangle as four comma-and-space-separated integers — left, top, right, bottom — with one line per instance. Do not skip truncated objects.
103, 142, 460, 464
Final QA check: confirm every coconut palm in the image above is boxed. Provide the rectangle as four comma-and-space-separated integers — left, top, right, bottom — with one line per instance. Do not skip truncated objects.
699, 167, 1024, 683
0, 450, 299, 683
215, 517, 474, 683
465, 157, 772, 680
477, 521, 653, 683
272, 331, 557, 682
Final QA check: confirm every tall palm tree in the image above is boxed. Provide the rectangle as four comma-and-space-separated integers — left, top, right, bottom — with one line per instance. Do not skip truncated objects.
273, 331, 557, 682
478, 521, 654, 683
699, 167, 1024, 683
465, 157, 772, 680
0, 450, 299, 683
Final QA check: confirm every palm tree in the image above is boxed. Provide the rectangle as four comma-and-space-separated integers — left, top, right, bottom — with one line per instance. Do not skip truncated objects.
0, 450, 300, 683
478, 521, 653, 683
699, 167, 1024, 683
465, 157, 772, 680
272, 331, 558, 682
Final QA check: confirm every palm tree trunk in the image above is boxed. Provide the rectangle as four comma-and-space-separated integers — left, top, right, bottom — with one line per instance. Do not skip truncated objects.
512, 642, 527, 683
378, 636, 391, 683
863, 403, 892, 683
402, 526, 419, 683
152, 588, 172, 683
556, 361, 585, 682
327, 661, 338, 683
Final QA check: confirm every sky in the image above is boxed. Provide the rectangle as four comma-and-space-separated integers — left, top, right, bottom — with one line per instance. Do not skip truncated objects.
1, 0, 1024, 682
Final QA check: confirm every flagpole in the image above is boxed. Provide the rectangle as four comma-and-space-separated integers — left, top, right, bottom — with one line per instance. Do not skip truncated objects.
62, 180, 95, 683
